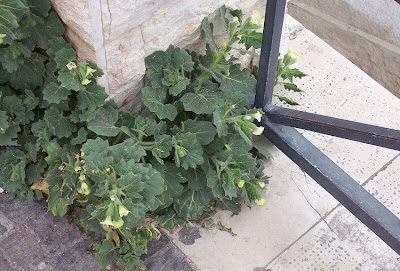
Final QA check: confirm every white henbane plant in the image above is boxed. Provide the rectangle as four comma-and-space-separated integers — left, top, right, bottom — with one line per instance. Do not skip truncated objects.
0, 2, 305, 270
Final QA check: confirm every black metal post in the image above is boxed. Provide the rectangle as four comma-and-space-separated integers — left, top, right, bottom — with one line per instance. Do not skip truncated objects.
254, 0, 286, 110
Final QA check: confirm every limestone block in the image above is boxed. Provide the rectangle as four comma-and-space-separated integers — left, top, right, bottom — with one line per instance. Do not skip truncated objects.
50, 0, 93, 46
99, 0, 159, 41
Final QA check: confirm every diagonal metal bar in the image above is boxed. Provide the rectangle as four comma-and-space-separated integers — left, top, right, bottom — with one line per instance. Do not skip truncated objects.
254, 0, 287, 110
266, 106, 400, 151
259, 116, 400, 254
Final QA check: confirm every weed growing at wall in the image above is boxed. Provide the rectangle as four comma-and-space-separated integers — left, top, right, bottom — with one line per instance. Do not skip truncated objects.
0, 2, 305, 270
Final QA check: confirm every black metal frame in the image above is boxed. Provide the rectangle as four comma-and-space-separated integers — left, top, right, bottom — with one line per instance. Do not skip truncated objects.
256, 0, 400, 254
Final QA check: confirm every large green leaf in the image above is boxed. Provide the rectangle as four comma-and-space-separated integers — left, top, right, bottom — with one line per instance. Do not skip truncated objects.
141, 86, 177, 121
220, 64, 256, 99
44, 107, 76, 138
77, 83, 107, 111
57, 69, 82, 91
173, 132, 204, 170
174, 188, 214, 221
182, 119, 216, 145
0, 110, 8, 134
43, 82, 71, 104
88, 102, 120, 136
0, 0, 28, 39
153, 163, 186, 207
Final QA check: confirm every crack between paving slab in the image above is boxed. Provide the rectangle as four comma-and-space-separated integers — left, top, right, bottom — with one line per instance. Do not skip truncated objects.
257, 203, 341, 270
290, 171, 340, 238
361, 153, 400, 187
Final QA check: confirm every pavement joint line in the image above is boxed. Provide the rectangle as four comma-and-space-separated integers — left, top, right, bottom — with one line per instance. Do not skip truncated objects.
259, 202, 342, 270
290, 171, 340, 238
361, 153, 400, 187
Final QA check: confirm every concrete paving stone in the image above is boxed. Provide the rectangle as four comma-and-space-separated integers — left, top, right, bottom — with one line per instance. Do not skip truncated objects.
0, 223, 7, 235
144, 230, 173, 258
0, 251, 13, 271
145, 245, 197, 271
364, 155, 400, 217
263, 206, 400, 271
26, 211, 83, 256
47, 239, 103, 271
0, 194, 47, 226
0, 227, 48, 270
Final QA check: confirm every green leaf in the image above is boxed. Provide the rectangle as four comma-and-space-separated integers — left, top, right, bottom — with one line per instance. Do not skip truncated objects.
173, 49, 194, 72
71, 127, 88, 145
0, 149, 26, 183
10, 54, 45, 90
174, 188, 214, 221
152, 134, 173, 163
77, 83, 107, 111
0, 123, 20, 145
118, 253, 146, 271
182, 120, 216, 145
0, 110, 9, 134
88, 102, 120, 136
281, 68, 307, 82
47, 185, 76, 216
173, 133, 204, 170
57, 69, 82, 91
180, 90, 223, 114
141, 87, 177, 121
201, 17, 218, 55
153, 163, 186, 207
213, 107, 228, 137
281, 82, 303, 92
241, 31, 263, 49
42, 82, 71, 104
110, 139, 146, 163
220, 65, 256, 99
186, 168, 207, 191
205, 170, 224, 200
217, 197, 241, 215
44, 107, 76, 138
122, 198, 147, 229
274, 95, 299, 105
0, 0, 28, 39
54, 48, 76, 70
141, 165, 165, 210
169, 77, 190, 96
92, 240, 116, 268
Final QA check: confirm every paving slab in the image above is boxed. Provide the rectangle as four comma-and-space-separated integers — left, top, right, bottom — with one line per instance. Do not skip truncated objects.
167, 15, 400, 271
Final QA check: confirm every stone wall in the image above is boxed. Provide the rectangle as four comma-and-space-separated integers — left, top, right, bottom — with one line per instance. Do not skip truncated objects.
51, 0, 267, 111
288, 0, 400, 98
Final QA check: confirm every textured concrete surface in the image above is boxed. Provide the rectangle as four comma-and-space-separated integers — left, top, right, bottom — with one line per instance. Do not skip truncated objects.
167, 16, 400, 271
288, 0, 400, 99
0, 194, 196, 271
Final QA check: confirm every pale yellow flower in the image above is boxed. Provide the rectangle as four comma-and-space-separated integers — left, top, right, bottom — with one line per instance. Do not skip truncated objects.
258, 181, 265, 188
250, 10, 264, 27
86, 67, 97, 77
232, 16, 239, 24
255, 198, 267, 206
118, 205, 130, 217
100, 216, 113, 226
287, 48, 303, 61
81, 78, 91, 85
112, 219, 124, 229
77, 182, 91, 195
237, 180, 245, 188
253, 126, 264, 136
243, 115, 252, 121
253, 111, 262, 122
66, 61, 77, 70
0, 34, 6, 44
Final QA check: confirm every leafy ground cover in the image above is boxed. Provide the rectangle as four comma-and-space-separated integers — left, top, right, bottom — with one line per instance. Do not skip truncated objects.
0, 1, 305, 270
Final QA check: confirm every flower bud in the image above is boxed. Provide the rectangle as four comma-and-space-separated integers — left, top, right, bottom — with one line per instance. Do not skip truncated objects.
243, 115, 252, 121
77, 181, 91, 195
74, 166, 81, 172
79, 174, 86, 181
237, 180, 245, 188
232, 16, 239, 24
177, 147, 187, 158
253, 127, 264, 136
0, 34, 6, 44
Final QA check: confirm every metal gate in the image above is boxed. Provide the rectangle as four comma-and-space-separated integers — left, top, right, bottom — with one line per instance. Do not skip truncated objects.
255, 0, 400, 254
